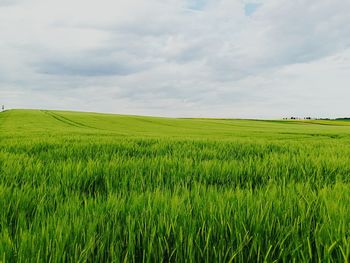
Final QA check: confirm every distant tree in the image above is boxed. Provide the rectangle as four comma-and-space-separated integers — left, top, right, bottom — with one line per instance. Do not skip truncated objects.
336, 117, 350, 120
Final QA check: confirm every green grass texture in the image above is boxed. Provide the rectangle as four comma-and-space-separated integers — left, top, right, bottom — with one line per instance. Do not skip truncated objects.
0, 109, 349, 262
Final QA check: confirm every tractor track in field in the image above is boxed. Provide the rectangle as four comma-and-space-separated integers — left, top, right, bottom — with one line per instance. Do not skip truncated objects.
42, 110, 103, 131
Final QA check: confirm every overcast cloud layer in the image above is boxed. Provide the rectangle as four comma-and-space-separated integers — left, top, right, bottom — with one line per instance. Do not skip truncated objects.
1, 0, 350, 118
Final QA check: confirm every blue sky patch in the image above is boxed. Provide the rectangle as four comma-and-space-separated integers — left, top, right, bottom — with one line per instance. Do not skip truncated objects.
188, 0, 208, 10
244, 3, 262, 16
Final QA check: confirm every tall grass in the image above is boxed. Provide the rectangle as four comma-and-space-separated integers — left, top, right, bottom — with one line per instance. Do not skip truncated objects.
0, 110, 349, 262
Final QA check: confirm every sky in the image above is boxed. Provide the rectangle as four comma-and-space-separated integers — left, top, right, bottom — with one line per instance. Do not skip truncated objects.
1, 0, 350, 118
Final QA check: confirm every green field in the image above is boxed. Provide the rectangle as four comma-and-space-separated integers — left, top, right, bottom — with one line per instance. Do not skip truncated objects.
0, 109, 349, 262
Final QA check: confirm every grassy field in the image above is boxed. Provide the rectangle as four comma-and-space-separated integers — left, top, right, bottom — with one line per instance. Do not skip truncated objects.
0, 109, 349, 262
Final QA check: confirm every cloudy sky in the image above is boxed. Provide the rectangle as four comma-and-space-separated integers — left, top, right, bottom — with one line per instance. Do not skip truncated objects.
1, 0, 350, 118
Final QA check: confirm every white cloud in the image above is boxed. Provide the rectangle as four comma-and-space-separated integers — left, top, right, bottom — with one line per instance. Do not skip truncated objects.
1, 0, 350, 118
